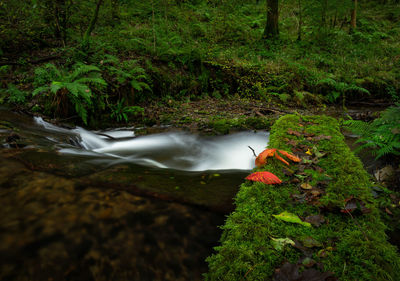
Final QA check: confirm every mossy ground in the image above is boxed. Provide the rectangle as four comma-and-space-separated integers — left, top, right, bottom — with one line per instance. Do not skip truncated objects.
206, 114, 400, 280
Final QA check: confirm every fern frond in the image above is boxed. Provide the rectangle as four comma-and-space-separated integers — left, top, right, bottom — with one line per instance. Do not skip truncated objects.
50, 82, 64, 94
102, 54, 119, 65
64, 82, 91, 103
32, 86, 50, 96
345, 84, 370, 95
69, 64, 101, 81
74, 77, 107, 87
75, 102, 88, 125
345, 105, 400, 158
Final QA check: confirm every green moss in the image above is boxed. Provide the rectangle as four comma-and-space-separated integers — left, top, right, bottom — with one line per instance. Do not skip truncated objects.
206, 114, 400, 281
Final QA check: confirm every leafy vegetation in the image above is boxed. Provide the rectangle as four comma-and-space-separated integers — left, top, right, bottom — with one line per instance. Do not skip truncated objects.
0, 84, 27, 104
344, 104, 400, 159
110, 98, 144, 123
32, 63, 107, 124
1, 0, 399, 119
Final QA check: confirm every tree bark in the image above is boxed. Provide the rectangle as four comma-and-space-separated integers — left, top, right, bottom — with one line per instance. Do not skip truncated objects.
297, 0, 302, 41
84, 0, 104, 41
263, 0, 279, 39
350, 0, 357, 30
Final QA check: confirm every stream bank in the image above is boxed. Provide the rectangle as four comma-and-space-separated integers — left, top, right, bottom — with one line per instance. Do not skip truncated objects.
0, 108, 271, 281
206, 114, 400, 281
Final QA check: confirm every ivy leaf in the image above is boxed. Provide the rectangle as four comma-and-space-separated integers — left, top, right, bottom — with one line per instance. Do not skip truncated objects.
273, 211, 311, 227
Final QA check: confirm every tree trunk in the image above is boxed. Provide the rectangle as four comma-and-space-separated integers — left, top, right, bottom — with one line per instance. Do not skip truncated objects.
111, 0, 120, 23
350, 0, 357, 30
263, 0, 279, 39
297, 0, 302, 41
84, 0, 104, 41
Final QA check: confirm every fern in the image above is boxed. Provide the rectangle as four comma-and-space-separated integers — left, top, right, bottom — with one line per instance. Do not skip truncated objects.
344, 104, 400, 159
0, 84, 27, 104
100, 56, 152, 101
32, 63, 107, 124
317, 78, 370, 103
110, 98, 144, 123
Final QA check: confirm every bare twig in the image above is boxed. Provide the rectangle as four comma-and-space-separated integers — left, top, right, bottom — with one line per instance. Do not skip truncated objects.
248, 146, 257, 157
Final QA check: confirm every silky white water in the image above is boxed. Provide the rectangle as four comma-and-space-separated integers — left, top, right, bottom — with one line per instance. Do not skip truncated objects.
34, 117, 269, 171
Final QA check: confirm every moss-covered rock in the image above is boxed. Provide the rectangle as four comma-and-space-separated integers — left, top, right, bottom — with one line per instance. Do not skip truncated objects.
206, 114, 400, 281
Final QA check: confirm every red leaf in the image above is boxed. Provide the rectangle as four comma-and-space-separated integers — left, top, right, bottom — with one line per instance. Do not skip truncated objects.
245, 171, 282, 185
278, 150, 301, 162
275, 153, 290, 166
255, 148, 276, 167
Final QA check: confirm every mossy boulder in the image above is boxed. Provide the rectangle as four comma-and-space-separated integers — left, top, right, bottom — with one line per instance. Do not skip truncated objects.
206, 114, 400, 281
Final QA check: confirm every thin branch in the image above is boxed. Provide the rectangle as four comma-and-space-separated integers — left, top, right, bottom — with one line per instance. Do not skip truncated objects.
248, 146, 257, 157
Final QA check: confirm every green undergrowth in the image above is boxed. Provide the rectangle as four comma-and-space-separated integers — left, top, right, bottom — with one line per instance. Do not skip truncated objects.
206, 114, 400, 280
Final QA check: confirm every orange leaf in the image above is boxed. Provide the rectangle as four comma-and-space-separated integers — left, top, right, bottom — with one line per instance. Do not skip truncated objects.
278, 150, 301, 163
245, 171, 282, 185
255, 148, 276, 167
275, 153, 290, 166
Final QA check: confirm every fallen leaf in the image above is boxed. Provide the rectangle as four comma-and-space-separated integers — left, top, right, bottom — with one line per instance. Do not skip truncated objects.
278, 150, 301, 163
286, 139, 298, 146
245, 171, 282, 185
306, 149, 313, 155
275, 153, 290, 165
256, 148, 301, 167
287, 129, 302, 137
310, 190, 321, 197
291, 178, 301, 184
291, 193, 306, 203
301, 236, 323, 248
341, 197, 371, 214
301, 183, 313, 190
313, 135, 332, 141
273, 211, 311, 227
304, 215, 326, 227
271, 237, 295, 251
255, 148, 276, 166
385, 207, 393, 215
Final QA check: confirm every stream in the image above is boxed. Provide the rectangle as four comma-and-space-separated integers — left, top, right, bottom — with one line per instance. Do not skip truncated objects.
0, 108, 269, 281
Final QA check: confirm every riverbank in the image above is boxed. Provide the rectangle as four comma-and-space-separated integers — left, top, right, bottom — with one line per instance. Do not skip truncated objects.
206, 114, 400, 280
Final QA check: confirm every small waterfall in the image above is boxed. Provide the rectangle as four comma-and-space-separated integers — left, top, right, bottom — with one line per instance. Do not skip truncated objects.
34, 118, 269, 171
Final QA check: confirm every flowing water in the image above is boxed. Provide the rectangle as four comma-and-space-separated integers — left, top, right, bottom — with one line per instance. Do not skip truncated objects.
0, 108, 269, 281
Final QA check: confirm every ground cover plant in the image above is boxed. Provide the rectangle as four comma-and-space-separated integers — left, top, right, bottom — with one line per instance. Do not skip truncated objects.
0, 0, 399, 126
206, 114, 400, 280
